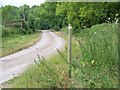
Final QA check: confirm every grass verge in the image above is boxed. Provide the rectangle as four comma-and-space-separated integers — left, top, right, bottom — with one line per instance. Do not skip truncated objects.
0, 27, 41, 57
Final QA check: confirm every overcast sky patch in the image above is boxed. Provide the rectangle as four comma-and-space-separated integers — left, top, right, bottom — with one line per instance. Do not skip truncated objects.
1, 0, 45, 7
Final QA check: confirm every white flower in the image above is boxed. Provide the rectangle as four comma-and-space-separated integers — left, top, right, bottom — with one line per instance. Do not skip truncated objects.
108, 17, 110, 20
94, 32, 97, 35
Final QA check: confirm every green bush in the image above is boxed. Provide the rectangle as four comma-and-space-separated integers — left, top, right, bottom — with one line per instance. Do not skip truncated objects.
2, 27, 34, 38
72, 23, 118, 88
2, 27, 23, 37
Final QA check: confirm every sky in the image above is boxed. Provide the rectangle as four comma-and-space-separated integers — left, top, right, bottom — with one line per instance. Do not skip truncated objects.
1, 0, 45, 7
1, 0, 118, 7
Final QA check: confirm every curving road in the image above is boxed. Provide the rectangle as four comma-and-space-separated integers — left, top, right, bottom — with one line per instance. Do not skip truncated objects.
0, 30, 66, 84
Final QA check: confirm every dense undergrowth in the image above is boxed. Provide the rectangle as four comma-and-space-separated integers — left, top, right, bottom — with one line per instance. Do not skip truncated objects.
2, 26, 34, 38
71, 23, 118, 88
8, 23, 118, 88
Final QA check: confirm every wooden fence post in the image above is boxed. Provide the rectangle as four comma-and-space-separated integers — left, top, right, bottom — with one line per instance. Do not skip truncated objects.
68, 24, 72, 78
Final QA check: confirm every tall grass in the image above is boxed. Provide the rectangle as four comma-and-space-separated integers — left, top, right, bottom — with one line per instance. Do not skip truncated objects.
1, 27, 41, 57
1, 33, 40, 57
72, 23, 118, 88
8, 23, 118, 88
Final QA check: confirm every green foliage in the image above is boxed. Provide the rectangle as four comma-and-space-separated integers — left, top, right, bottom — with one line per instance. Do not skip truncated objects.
2, 27, 33, 38
28, 2, 63, 30
56, 2, 120, 33
72, 23, 118, 88
19, 5, 30, 21
2, 5, 20, 24
2, 27, 23, 37
11, 55, 73, 88
2, 2, 120, 32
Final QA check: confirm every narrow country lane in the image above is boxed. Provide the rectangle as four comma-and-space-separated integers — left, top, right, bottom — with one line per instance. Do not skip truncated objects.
0, 30, 66, 84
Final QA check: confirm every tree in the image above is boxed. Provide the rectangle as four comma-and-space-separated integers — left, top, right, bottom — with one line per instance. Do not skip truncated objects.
2, 5, 20, 24
56, 2, 120, 33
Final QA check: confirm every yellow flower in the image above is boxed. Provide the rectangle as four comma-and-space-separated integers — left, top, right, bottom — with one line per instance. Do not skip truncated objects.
91, 60, 95, 64
82, 62, 85, 66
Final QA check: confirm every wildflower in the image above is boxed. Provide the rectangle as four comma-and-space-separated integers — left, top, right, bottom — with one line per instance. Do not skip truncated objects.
108, 17, 110, 20
91, 60, 95, 64
82, 62, 85, 66
71, 81, 75, 84
94, 32, 97, 35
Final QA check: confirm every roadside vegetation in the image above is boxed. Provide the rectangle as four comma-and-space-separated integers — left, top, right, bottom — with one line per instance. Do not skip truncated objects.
1, 2, 119, 88
1, 27, 41, 57
6, 23, 118, 88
